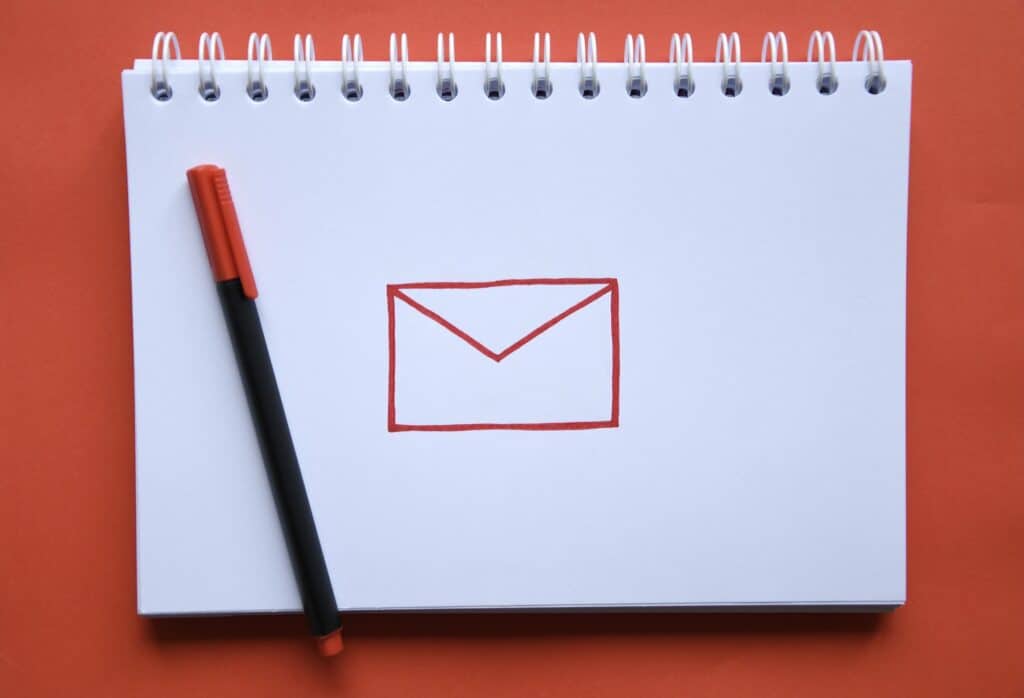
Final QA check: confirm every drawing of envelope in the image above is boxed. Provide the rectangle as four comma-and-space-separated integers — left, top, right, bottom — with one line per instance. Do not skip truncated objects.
387, 278, 620, 431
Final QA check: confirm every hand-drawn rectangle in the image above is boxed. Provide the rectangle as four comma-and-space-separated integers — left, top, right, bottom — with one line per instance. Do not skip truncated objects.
387, 278, 620, 431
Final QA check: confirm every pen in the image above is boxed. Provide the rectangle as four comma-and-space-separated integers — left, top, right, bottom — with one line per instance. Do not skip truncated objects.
186, 164, 343, 656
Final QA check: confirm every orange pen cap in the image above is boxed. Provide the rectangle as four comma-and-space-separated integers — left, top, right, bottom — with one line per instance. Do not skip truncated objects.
186, 164, 258, 300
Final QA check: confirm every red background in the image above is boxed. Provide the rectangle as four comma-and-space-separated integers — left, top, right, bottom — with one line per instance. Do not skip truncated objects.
2, 0, 1022, 695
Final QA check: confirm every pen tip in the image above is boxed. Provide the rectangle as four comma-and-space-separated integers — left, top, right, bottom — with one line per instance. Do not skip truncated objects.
317, 629, 343, 656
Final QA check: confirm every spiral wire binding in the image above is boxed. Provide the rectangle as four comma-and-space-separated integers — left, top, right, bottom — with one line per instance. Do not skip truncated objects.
532, 32, 553, 99
854, 29, 887, 93
341, 34, 364, 101
197, 32, 225, 100
760, 32, 790, 96
246, 33, 272, 101
147, 30, 893, 103
624, 34, 648, 97
150, 31, 180, 100
669, 33, 695, 97
577, 32, 600, 98
293, 34, 316, 101
436, 33, 458, 101
808, 30, 838, 94
715, 32, 742, 96
485, 33, 505, 100
389, 33, 410, 100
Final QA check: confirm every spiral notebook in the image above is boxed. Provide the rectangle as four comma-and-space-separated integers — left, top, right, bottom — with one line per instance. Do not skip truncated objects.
123, 30, 910, 614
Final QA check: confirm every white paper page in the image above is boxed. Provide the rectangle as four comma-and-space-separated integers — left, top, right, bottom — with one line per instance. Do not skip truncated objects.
124, 57, 910, 613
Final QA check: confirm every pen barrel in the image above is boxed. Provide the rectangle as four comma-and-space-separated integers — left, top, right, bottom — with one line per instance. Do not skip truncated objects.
216, 279, 340, 638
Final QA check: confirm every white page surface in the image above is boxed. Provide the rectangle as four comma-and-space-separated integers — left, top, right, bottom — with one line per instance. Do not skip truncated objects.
124, 58, 910, 613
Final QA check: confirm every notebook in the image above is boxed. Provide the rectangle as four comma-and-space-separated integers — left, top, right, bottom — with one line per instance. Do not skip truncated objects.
123, 29, 910, 613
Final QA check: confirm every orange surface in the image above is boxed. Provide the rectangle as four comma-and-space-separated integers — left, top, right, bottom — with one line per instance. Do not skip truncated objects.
1, 0, 1022, 695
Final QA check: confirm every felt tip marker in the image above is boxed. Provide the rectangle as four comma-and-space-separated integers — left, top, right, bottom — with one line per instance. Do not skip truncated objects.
187, 164, 343, 657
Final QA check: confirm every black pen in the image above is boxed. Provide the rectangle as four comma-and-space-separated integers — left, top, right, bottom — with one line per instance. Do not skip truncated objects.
187, 164, 342, 656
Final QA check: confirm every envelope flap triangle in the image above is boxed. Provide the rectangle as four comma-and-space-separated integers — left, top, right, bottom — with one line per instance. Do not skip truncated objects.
396, 280, 613, 356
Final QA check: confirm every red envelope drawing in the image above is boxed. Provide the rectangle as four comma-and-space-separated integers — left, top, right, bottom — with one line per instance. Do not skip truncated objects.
387, 278, 620, 431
